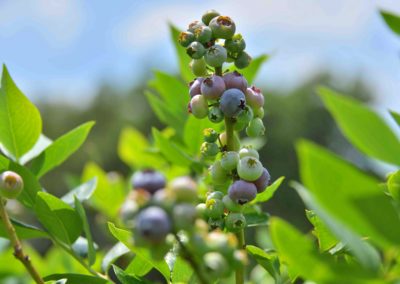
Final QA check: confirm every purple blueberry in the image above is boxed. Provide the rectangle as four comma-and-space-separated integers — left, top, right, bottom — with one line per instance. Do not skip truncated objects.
190, 94, 208, 118
223, 71, 248, 92
201, 75, 226, 100
228, 180, 257, 205
253, 168, 271, 193
189, 77, 204, 98
131, 170, 166, 195
219, 88, 246, 118
245, 86, 264, 108
136, 206, 171, 243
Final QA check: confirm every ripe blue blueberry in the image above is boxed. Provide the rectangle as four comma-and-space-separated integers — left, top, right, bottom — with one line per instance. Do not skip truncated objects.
202, 9, 220, 25
0, 171, 23, 199
219, 88, 246, 118
136, 206, 171, 243
209, 16, 236, 39
190, 59, 207, 77
189, 77, 204, 97
178, 31, 195, 47
131, 169, 166, 195
186, 41, 206, 59
228, 180, 257, 205
190, 95, 208, 119
237, 156, 263, 181
252, 167, 271, 193
234, 51, 252, 69
201, 142, 219, 157
204, 45, 227, 67
203, 128, 219, 142
246, 117, 265, 137
239, 147, 259, 159
220, 151, 240, 171
224, 34, 246, 53
226, 212, 246, 232
234, 106, 253, 131
201, 75, 226, 100
194, 26, 212, 43
245, 86, 264, 109
223, 71, 248, 93
208, 106, 224, 123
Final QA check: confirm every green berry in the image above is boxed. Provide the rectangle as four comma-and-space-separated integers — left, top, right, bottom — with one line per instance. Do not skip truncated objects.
172, 203, 197, 231
253, 107, 264, 118
178, 31, 195, 47
190, 95, 208, 119
194, 26, 212, 43
208, 217, 225, 230
190, 58, 208, 76
222, 195, 242, 212
220, 151, 240, 171
209, 16, 236, 39
204, 45, 227, 67
170, 176, 198, 203
246, 118, 265, 137
234, 106, 253, 131
235, 51, 252, 69
207, 191, 224, 201
188, 20, 204, 33
0, 171, 23, 199
219, 132, 241, 151
205, 198, 225, 219
201, 142, 219, 157
239, 147, 259, 159
186, 41, 206, 59
203, 128, 219, 142
208, 106, 224, 123
202, 10, 220, 25
226, 212, 246, 232
237, 156, 263, 181
196, 203, 207, 218
210, 160, 230, 185
224, 34, 246, 53
203, 252, 229, 279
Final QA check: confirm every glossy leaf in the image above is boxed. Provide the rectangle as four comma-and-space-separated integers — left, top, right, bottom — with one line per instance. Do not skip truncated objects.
61, 177, 97, 206
252, 176, 285, 204
170, 24, 193, 82
102, 242, 130, 273
0, 65, 42, 160
113, 265, 152, 284
31, 121, 95, 178
380, 10, 400, 36
20, 134, 52, 165
306, 210, 338, 252
125, 255, 153, 277
34, 192, 82, 245
246, 245, 280, 280
318, 87, 400, 166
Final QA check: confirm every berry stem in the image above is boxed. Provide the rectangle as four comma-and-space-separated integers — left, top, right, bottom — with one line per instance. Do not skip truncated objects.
235, 229, 246, 284
0, 198, 44, 284
224, 117, 235, 151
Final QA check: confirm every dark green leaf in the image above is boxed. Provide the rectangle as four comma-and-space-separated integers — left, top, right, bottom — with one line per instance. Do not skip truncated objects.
0, 65, 42, 160
390, 110, 400, 126
113, 265, 152, 284
31, 121, 95, 178
245, 211, 269, 227
318, 87, 400, 165
240, 54, 269, 84
380, 10, 400, 36
0, 218, 48, 239
34, 192, 82, 245
306, 210, 338, 251
169, 24, 193, 82
246, 245, 280, 280
62, 178, 97, 205
252, 176, 285, 204
43, 274, 108, 284
74, 196, 96, 266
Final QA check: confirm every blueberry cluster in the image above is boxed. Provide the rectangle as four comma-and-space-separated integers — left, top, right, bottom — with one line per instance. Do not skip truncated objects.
179, 10, 251, 76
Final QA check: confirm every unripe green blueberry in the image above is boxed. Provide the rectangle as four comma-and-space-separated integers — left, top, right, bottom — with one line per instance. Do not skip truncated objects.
210, 160, 230, 185
204, 252, 229, 279
194, 26, 212, 43
235, 51, 252, 69
190, 95, 208, 119
201, 75, 226, 100
234, 106, 253, 131
253, 168, 271, 193
0, 171, 23, 199
178, 31, 195, 47
245, 86, 264, 109
208, 106, 224, 123
203, 128, 219, 143
189, 77, 204, 98
201, 142, 219, 157
226, 212, 246, 232
136, 206, 171, 244
190, 58, 208, 77
225, 34, 246, 53
223, 71, 248, 93
188, 20, 204, 33
239, 147, 259, 159
205, 198, 225, 219
206, 231, 237, 255
172, 203, 197, 231
170, 176, 198, 203
202, 9, 220, 25
228, 180, 257, 205
219, 88, 246, 118
204, 45, 227, 67
246, 117, 265, 137
196, 203, 207, 219
220, 151, 240, 171
222, 195, 242, 212
207, 191, 224, 201
237, 156, 263, 181
253, 106, 265, 118
186, 41, 206, 59
208, 217, 225, 230
209, 16, 236, 39
219, 132, 241, 151
388, 170, 400, 202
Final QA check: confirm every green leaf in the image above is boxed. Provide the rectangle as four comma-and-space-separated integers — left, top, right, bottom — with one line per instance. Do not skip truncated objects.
390, 110, 400, 127
34, 192, 82, 245
152, 128, 193, 167
305, 210, 338, 252
43, 274, 108, 284
74, 196, 96, 266
246, 245, 280, 280
183, 115, 217, 155
31, 121, 95, 178
125, 255, 153, 277
61, 177, 97, 206
240, 54, 269, 84
0, 65, 42, 160
82, 162, 126, 219
169, 24, 193, 82
20, 134, 52, 165
245, 211, 269, 227
0, 218, 48, 239
170, 256, 193, 283
101, 242, 130, 273
252, 176, 285, 204
118, 127, 163, 169
270, 218, 382, 284
108, 222, 170, 281
318, 87, 400, 166
380, 10, 400, 36
113, 265, 152, 284
297, 140, 400, 248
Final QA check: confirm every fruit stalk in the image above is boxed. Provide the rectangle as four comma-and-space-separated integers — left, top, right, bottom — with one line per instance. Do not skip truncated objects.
0, 198, 44, 284
235, 229, 245, 284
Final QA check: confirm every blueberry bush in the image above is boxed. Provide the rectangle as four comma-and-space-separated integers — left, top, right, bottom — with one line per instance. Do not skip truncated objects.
0, 8, 399, 284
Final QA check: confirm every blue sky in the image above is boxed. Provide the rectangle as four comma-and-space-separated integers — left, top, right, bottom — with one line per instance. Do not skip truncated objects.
0, 0, 399, 110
